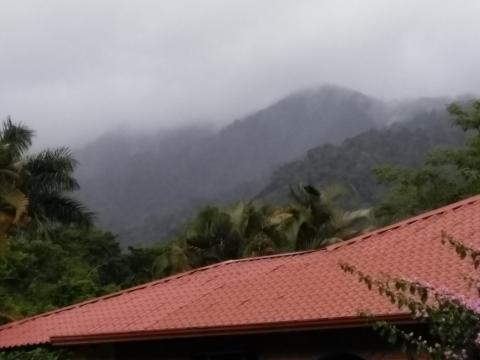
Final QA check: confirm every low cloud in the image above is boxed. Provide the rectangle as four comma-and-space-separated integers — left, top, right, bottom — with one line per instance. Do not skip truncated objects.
0, 0, 479, 147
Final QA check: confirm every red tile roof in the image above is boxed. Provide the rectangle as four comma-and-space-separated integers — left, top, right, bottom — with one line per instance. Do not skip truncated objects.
2, 195, 480, 349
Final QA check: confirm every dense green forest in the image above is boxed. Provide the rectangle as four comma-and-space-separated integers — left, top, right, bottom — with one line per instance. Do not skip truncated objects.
2, 98, 480, 358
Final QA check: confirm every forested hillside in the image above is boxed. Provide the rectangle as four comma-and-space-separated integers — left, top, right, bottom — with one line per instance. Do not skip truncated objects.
258, 107, 465, 206
79, 89, 468, 245
75, 85, 389, 244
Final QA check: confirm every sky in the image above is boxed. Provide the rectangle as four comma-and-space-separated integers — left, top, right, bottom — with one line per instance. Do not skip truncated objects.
1, 0, 480, 148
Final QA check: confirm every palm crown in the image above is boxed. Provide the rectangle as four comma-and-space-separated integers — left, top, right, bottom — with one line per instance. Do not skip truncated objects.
0, 118, 93, 244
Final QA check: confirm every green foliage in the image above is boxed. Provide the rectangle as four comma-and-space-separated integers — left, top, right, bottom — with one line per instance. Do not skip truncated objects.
0, 227, 164, 321
375, 100, 480, 224
153, 203, 287, 276
1, 229, 114, 317
156, 185, 372, 276
373, 164, 462, 223
0, 119, 32, 244
122, 246, 165, 287
0, 347, 70, 360
0, 118, 94, 245
285, 184, 372, 250
0, 118, 165, 325
22, 147, 94, 230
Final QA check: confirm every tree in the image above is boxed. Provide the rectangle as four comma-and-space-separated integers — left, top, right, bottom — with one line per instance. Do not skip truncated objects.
375, 100, 480, 225
0, 118, 94, 245
0, 118, 32, 245
21, 147, 94, 233
154, 185, 371, 276
236, 202, 290, 257
280, 184, 372, 250
154, 204, 246, 275
153, 202, 291, 276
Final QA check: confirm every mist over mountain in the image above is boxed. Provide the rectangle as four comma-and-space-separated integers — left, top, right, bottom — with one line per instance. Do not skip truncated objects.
75, 85, 458, 245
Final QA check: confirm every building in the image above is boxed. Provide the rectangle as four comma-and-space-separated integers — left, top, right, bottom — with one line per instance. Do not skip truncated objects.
1, 195, 480, 359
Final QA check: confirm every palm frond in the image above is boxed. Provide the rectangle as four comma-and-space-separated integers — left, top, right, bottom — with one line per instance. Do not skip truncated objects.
153, 244, 191, 276
29, 193, 94, 228
321, 184, 349, 204
303, 184, 321, 197
24, 147, 79, 193
0, 118, 34, 158
0, 169, 21, 187
330, 208, 372, 239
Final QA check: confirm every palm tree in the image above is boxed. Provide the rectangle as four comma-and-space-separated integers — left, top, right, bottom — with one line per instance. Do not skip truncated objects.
22, 147, 94, 232
180, 206, 242, 266
236, 202, 290, 257
279, 184, 372, 250
0, 118, 32, 245
153, 185, 371, 277
0, 118, 94, 244
153, 202, 290, 276
153, 243, 192, 277
153, 206, 240, 276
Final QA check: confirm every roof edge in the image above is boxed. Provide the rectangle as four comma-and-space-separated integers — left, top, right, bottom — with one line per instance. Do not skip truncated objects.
51, 314, 414, 346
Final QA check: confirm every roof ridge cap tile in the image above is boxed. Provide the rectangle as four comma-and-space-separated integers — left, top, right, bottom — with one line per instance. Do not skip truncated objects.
224, 249, 316, 263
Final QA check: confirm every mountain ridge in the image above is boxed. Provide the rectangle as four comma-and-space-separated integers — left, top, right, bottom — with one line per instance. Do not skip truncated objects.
75, 85, 458, 245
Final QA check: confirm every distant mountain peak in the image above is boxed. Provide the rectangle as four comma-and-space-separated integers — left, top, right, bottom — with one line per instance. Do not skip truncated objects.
286, 84, 373, 100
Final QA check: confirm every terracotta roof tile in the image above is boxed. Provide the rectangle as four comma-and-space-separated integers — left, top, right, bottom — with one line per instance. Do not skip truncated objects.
2, 195, 480, 348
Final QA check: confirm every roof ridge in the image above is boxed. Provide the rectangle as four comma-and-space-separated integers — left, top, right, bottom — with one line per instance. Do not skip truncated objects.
325, 193, 480, 252
220, 249, 316, 263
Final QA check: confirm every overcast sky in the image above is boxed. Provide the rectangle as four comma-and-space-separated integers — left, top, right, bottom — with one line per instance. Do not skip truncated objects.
1, 1, 479, 148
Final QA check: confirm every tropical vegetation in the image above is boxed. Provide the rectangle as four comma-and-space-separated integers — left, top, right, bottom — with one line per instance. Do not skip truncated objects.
155, 184, 372, 276
0, 118, 93, 246
2, 99, 480, 358
375, 100, 480, 224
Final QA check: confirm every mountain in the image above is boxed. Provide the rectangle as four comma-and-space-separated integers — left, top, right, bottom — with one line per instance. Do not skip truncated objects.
257, 107, 465, 206
75, 85, 455, 245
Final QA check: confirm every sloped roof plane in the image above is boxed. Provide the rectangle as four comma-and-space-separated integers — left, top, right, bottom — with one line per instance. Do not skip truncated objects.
2, 195, 480, 349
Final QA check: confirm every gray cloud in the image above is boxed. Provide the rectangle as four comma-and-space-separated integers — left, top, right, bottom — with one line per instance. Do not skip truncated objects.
1, 0, 479, 147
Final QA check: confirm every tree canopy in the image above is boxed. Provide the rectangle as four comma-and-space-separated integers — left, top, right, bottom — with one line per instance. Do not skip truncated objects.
375, 100, 480, 224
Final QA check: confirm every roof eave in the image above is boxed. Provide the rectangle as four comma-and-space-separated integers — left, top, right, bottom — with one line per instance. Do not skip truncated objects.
51, 313, 414, 346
